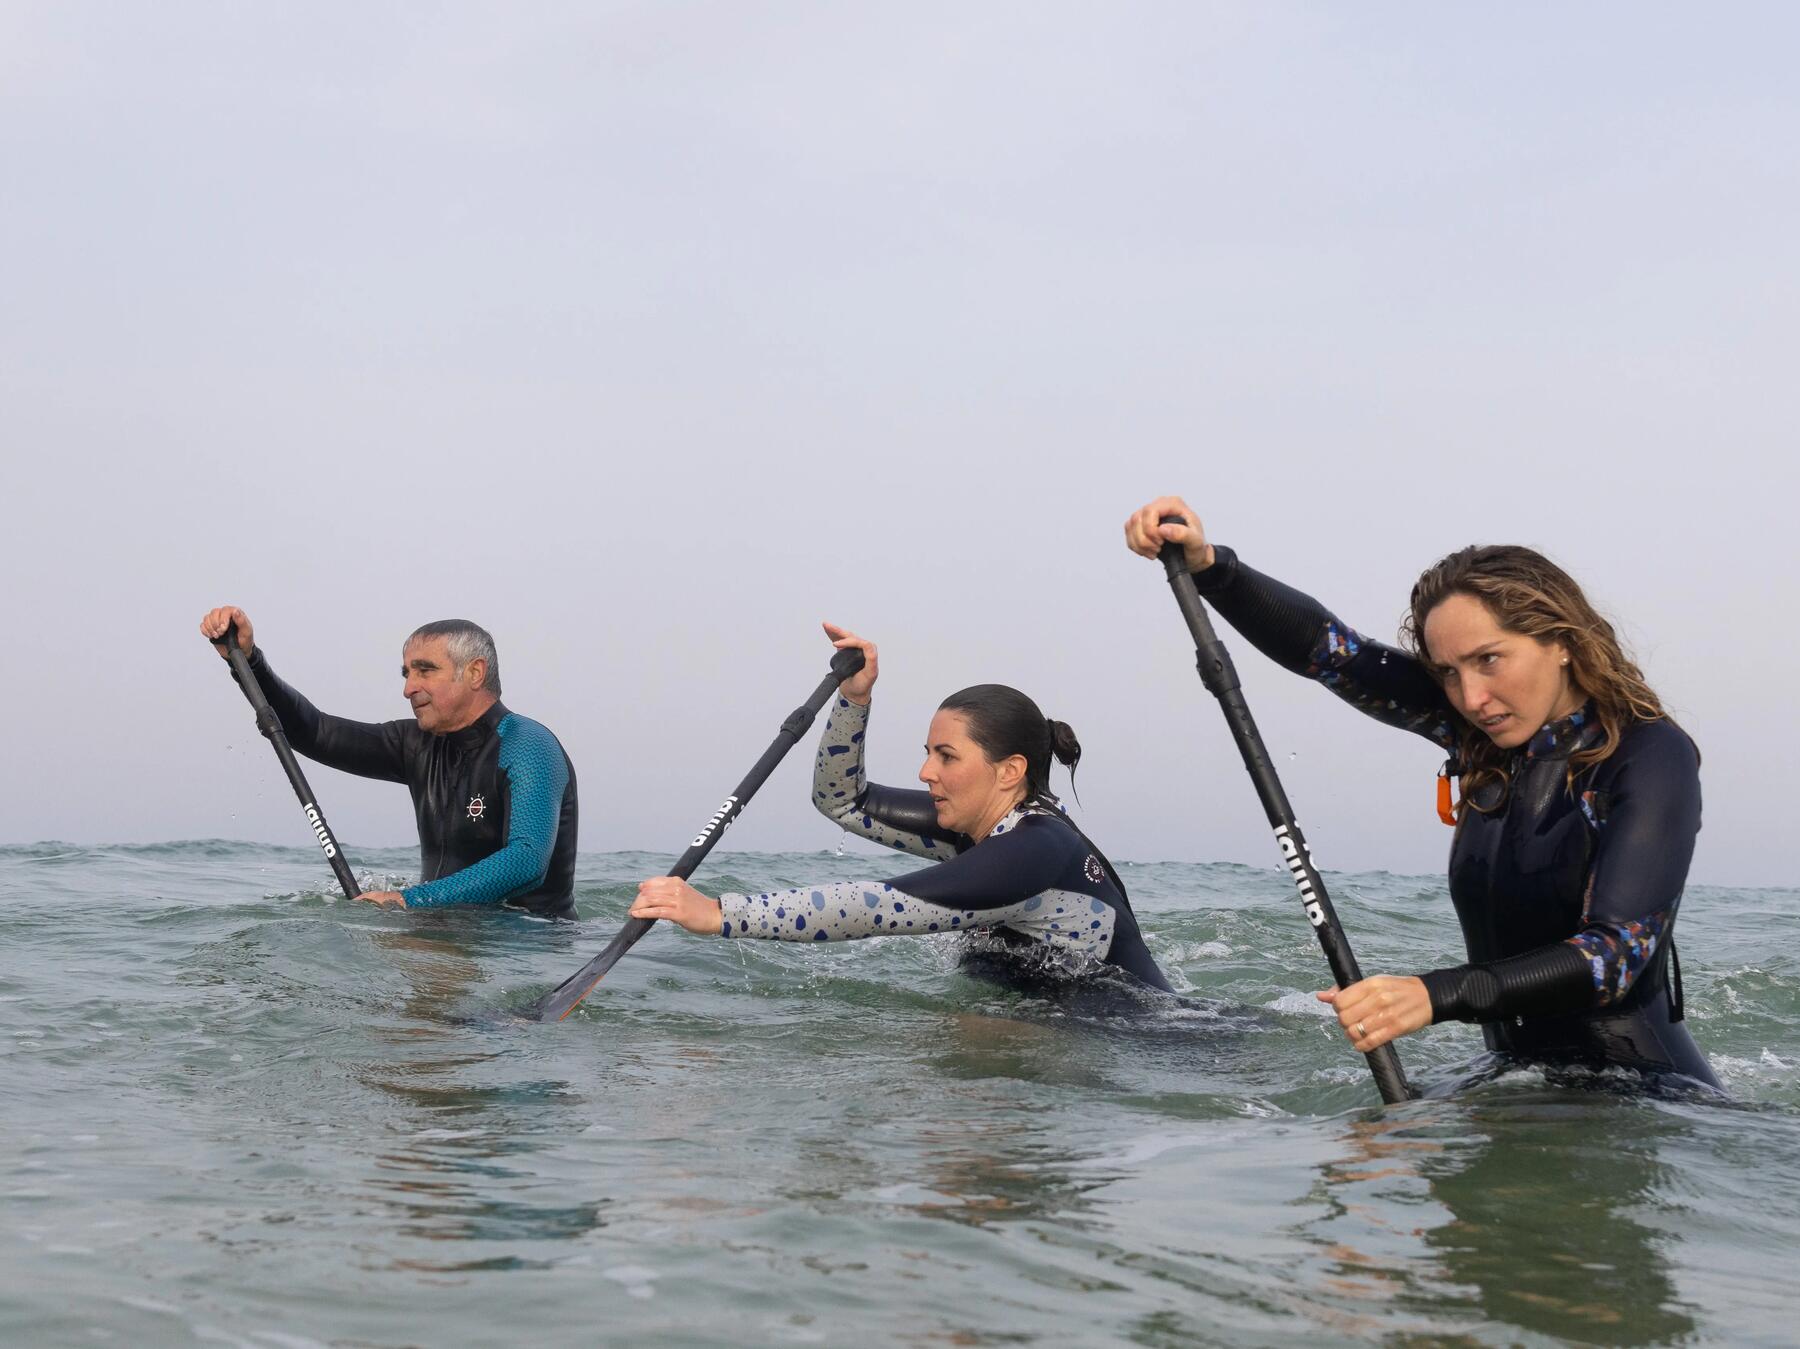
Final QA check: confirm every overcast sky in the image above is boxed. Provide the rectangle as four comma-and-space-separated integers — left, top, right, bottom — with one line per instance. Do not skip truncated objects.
4, 3, 1795, 886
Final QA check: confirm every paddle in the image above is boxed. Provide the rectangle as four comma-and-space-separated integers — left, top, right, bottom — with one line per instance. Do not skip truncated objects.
1156, 517, 1415, 1104
530, 644, 867, 1022
208, 621, 361, 901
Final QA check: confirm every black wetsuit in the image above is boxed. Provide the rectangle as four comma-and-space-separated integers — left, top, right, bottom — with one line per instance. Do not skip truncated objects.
240, 648, 579, 919
1191, 547, 1717, 1086
715, 697, 1172, 991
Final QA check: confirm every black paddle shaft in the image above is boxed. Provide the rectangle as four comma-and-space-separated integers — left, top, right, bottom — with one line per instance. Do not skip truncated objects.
209, 622, 361, 901
531, 645, 867, 1022
1157, 520, 1414, 1105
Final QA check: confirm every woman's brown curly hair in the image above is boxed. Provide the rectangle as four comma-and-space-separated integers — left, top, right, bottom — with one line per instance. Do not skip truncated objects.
1399, 545, 1675, 811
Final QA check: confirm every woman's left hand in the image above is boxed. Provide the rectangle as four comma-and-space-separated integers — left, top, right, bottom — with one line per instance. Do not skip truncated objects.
1316, 976, 1432, 1052
629, 877, 723, 935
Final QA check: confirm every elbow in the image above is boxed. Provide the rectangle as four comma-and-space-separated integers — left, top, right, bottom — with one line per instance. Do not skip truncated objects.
813, 787, 862, 826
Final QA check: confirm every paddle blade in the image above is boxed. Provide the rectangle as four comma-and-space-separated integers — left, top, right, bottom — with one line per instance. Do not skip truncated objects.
529, 916, 656, 1021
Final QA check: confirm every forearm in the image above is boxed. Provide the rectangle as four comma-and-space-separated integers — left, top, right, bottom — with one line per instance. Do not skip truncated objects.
1419, 941, 1598, 1023
242, 648, 407, 779
720, 881, 981, 942
1194, 546, 1455, 747
1190, 545, 1339, 675
811, 699, 954, 859
241, 647, 325, 749
404, 839, 551, 908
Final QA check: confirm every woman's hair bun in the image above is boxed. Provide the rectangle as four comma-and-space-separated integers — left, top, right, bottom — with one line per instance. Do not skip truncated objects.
1046, 718, 1082, 770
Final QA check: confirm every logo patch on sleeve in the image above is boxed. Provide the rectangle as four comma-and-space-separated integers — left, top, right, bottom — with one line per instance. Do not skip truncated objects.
1084, 855, 1105, 885
466, 794, 486, 821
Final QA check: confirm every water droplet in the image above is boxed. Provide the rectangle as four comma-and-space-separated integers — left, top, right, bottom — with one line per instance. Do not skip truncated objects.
835, 832, 846, 857
1288, 752, 1297, 761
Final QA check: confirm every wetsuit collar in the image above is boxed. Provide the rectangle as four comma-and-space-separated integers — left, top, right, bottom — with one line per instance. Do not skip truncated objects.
985, 799, 1065, 838
1523, 703, 1597, 760
442, 700, 507, 751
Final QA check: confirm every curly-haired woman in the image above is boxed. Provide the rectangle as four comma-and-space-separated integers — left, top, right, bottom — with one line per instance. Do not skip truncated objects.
1125, 496, 1717, 1088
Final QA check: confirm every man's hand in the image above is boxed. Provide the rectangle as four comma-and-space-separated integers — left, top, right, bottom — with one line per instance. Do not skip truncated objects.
354, 891, 408, 909
1316, 975, 1433, 1052
200, 606, 256, 657
629, 877, 723, 934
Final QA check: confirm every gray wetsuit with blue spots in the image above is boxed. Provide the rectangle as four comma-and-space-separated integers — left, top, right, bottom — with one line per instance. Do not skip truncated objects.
716, 697, 1171, 989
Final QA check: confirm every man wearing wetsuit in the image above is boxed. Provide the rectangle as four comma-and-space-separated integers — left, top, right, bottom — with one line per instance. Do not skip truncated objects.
200, 607, 579, 919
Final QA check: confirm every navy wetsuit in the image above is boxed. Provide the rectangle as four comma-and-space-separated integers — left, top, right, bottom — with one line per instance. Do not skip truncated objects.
240, 648, 579, 919
716, 697, 1172, 991
1191, 547, 1717, 1085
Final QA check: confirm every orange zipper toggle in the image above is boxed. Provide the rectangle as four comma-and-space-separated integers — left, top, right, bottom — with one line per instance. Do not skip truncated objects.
1436, 764, 1457, 826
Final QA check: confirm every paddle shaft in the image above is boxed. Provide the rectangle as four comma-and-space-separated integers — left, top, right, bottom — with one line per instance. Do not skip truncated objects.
531, 646, 866, 1022
212, 623, 361, 901
1158, 531, 1414, 1104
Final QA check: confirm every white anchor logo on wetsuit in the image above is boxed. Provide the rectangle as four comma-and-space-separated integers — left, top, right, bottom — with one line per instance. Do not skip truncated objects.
466, 794, 486, 821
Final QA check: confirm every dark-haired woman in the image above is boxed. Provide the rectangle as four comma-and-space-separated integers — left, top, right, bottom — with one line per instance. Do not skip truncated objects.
630, 624, 1173, 991
1124, 496, 1719, 1088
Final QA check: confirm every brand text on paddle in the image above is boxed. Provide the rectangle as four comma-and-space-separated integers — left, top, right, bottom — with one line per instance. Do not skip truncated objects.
304, 803, 338, 860
1273, 824, 1325, 928
691, 796, 740, 849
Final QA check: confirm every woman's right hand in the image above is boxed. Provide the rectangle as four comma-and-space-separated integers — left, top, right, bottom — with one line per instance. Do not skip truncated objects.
199, 606, 256, 657
822, 623, 878, 704
1123, 496, 1215, 573
630, 877, 723, 935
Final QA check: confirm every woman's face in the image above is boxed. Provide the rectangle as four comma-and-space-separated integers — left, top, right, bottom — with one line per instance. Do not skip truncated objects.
1423, 592, 1583, 749
919, 709, 1026, 838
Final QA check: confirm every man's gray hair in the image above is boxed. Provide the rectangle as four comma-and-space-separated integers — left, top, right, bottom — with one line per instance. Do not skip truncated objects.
408, 619, 502, 696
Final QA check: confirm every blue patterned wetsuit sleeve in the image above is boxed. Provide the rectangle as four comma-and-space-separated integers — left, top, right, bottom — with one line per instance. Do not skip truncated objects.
403, 715, 568, 908
811, 697, 962, 860
718, 817, 1116, 965
1422, 722, 1700, 1022
1192, 547, 1459, 751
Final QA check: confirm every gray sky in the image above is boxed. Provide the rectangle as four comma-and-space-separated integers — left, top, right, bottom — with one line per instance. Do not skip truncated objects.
4, 3, 1795, 886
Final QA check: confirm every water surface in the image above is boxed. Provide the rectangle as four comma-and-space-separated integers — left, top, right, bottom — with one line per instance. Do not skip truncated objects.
3, 842, 1795, 1346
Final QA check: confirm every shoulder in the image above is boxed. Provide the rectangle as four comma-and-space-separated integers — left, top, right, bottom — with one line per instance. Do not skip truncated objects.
1612, 718, 1699, 779
1007, 811, 1086, 857
496, 713, 570, 766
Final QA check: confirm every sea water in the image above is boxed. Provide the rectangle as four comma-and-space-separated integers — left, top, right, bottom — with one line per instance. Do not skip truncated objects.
3, 842, 1796, 1346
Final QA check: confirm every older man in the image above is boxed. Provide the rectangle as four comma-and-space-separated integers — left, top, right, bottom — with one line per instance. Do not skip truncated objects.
200, 607, 579, 918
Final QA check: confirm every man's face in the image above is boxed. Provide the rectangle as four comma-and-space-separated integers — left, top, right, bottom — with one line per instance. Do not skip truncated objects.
401, 635, 486, 733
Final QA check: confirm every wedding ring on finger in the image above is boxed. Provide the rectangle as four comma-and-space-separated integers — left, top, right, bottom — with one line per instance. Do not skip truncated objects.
1355, 1020, 1368, 1038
